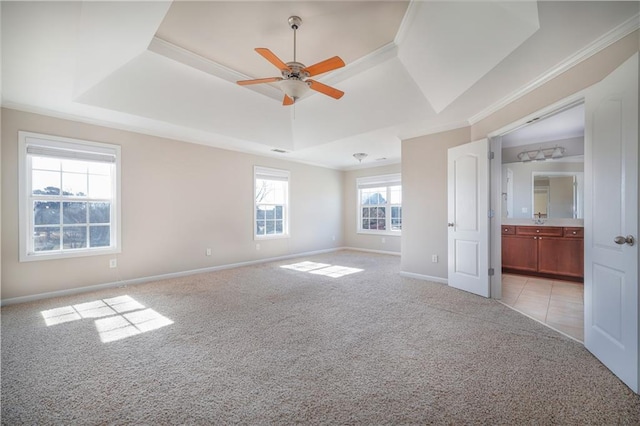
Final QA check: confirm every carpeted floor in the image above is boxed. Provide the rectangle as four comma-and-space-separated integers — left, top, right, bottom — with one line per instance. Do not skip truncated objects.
2, 250, 639, 424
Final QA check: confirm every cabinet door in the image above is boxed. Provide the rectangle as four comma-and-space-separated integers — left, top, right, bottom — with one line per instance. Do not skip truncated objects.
537, 237, 584, 277
502, 236, 537, 272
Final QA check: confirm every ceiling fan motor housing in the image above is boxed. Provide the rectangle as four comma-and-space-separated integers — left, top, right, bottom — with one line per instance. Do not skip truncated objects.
282, 62, 309, 81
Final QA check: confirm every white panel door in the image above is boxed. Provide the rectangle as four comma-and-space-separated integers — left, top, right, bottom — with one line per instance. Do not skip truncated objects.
584, 53, 638, 393
448, 139, 490, 297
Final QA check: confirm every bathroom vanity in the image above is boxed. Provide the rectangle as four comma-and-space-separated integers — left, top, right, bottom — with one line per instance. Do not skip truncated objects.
502, 225, 583, 282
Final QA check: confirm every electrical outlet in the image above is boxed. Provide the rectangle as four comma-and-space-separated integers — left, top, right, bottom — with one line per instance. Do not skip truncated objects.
332, 235, 336, 241
109, 258, 117, 268
206, 248, 212, 256
381, 237, 386, 243
432, 255, 438, 263
256, 243, 261, 251
522, 207, 528, 213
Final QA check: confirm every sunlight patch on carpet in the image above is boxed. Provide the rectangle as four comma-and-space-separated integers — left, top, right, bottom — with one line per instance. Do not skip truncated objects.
41, 295, 173, 343
280, 261, 363, 278
95, 308, 173, 343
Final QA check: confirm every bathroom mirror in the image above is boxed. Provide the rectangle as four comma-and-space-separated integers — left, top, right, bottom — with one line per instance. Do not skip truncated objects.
501, 162, 584, 219
532, 172, 583, 219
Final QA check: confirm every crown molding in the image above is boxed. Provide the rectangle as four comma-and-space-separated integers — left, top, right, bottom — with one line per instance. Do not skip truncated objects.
468, 12, 640, 125
394, 0, 422, 46
320, 42, 398, 86
398, 119, 471, 141
148, 36, 283, 102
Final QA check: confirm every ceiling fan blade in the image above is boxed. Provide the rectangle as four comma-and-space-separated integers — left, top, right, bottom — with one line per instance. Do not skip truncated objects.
255, 48, 291, 72
308, 80, 344, 100
237, 77, 282, 86
283, 95, 294, 106
303, 56, 345, 77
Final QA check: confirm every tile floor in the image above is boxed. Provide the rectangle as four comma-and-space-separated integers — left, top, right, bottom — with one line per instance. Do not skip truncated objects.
501, 273, 584, 341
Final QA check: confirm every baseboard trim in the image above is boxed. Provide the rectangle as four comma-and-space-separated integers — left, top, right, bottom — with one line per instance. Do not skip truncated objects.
400, 271, 448, 285
0, 247, 344, 306
342, 247, 401, 256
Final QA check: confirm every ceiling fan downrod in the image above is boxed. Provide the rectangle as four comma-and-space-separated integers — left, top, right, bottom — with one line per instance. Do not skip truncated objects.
288, 16, 302, 63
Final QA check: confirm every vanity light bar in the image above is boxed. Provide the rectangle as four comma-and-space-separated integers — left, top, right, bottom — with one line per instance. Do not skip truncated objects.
517, 146, 565, 162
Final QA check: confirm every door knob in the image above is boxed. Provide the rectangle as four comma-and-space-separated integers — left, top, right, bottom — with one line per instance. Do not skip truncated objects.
614, 235, 635, 246
448, 223, 454, 227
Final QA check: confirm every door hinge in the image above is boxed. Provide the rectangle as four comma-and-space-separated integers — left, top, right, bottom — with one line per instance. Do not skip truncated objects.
488, 209, 495, 218
488, 268, 495, 276
488, 151, 495, 160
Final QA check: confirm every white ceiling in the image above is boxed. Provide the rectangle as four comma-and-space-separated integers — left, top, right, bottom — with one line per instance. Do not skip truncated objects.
2, 1, 638, 170
500, 102, 585, 163
502, 103, 585, 148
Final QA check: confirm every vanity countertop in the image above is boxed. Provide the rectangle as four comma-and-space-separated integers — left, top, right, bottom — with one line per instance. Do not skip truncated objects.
501, 219, 584, 227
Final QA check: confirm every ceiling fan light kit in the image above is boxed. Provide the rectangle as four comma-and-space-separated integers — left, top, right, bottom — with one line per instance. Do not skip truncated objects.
237, 16, 346, 106
279, 77, 310, 100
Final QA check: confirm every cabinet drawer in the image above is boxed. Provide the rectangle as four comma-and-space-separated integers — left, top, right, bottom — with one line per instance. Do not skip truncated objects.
564, 227, 584, 238
516, 226, 563, 237
502, 226, 515, 235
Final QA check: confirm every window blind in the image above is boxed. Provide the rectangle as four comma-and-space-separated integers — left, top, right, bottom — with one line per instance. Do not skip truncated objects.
356, 173, 401, 189
25, 136, 117, 163
255, 166, 289, 182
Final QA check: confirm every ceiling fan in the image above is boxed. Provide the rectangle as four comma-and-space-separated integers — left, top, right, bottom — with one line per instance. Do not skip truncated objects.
237, 16, 346, 106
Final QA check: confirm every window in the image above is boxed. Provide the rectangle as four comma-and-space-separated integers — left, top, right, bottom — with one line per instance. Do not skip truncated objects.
254, 166, 289, 239
19, 131, 121, 261
357, 174, 402, 234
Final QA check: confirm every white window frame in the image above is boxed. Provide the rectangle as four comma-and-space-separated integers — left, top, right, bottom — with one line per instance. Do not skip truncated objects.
18, 131, 122, 262
254, 166, 290, 240
356, 173, 402, 236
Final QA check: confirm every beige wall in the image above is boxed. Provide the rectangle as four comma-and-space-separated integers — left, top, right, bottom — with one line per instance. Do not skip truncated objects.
343, 163, 402, 254
401, 30, 639, 281
401, 127, 471, 278
471, 30, 639, 140
1, 109, 343, 300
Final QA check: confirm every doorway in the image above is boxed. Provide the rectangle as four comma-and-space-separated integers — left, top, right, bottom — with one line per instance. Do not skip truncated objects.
495, 101, 585, 341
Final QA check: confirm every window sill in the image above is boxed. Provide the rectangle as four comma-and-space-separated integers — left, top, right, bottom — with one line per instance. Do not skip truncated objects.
254, 234, 290, 241
357, 231, 402, 237
20, 246, 121, 262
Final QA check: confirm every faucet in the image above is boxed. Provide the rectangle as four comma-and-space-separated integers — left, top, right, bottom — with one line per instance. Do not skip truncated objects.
533, 212, 546, 225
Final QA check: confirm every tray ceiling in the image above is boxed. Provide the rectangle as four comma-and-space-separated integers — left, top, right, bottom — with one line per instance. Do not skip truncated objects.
2, 1, 638, 169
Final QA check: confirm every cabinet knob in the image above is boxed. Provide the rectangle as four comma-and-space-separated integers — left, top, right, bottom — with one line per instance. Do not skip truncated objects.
572, 231, 577, 234
536, 230, 540, 233
533, 237, 537, 240
504, 228, 508, 232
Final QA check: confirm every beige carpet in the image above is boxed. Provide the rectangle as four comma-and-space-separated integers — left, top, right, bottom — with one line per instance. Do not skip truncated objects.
2, 250, 639, 424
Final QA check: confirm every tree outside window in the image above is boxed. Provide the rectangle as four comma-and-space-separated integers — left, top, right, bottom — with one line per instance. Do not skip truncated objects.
357, 174, 401, 234
255, 167, 289, 238
19, 131, 120, 261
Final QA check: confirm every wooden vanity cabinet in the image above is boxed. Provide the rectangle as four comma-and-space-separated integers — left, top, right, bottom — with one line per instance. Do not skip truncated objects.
502, 225, 583, 281
537, 237, 584, 278
501, 226, 537, 272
